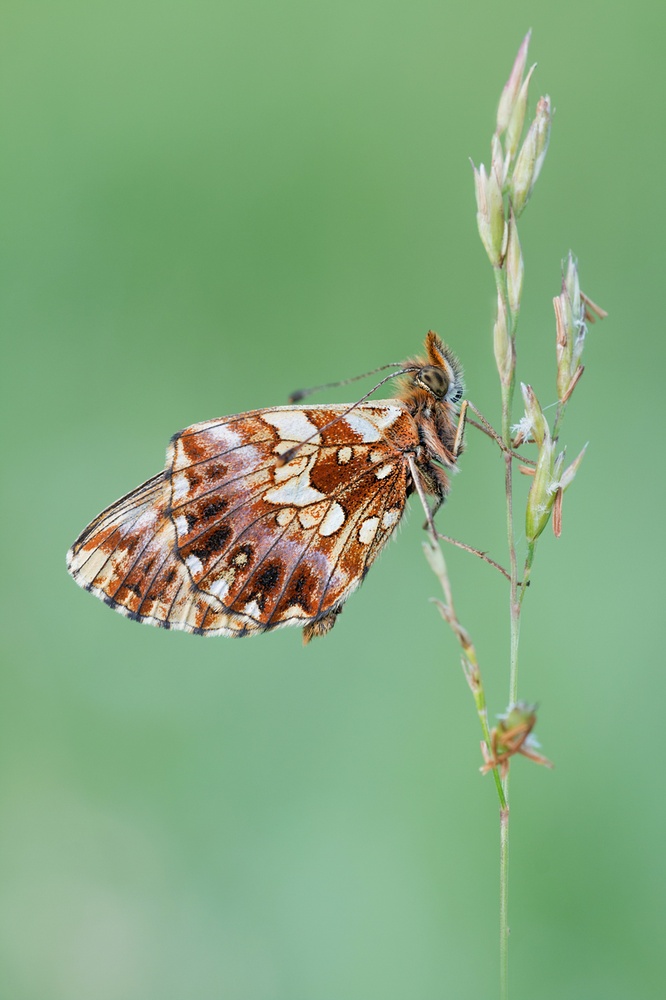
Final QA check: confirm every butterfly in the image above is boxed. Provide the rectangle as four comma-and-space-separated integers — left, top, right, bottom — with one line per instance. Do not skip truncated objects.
67, 331, 465, 643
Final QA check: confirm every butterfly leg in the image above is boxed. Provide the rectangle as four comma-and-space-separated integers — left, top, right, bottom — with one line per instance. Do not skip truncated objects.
465, 401, 536, 466
406, 454, 438, 538
435, 533, 512, 581
406, 451, 513, 582
453, 399, 468, 458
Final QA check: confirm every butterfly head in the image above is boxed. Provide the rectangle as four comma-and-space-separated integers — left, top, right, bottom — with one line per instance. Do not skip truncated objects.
414, 365, 461, 403
410, 332, 464, 406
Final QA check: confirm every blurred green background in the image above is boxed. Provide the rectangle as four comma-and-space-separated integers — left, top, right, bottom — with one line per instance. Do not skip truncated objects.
2, 2, 664, 998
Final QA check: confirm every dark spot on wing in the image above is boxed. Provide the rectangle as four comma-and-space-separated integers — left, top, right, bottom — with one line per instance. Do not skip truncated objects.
206, 462, 227, 481
279, 566, 318, 614
189, 524, 232, 561
202, 499, 227, 519
245, 561, 283, 613
256, 562, 281, 593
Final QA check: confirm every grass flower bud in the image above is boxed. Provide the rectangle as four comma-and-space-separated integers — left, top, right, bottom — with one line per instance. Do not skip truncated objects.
519, 383, 547, 446
505, 63, 536, 162
496, 31, 531, 135
550, 444, 587, 536
510, 96, 551, 216
473, 161, 505, 267
493, 290, 513, 385
555, 255, 607, 401
525, 433, 556, 542
498, 702, 537, 738
559, 444, 587, 492
481, 702, 553, 776
531, 97, 551, 181
491, 132, 508, 188
564, 252, 582, 322
555, 253, 586, 401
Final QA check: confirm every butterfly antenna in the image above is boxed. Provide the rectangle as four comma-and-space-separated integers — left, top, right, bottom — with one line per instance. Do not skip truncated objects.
288, 362, 407, 403
277, 366, 419, 466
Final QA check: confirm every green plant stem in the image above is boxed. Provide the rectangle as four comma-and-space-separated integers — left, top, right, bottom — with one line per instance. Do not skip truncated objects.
500, 804, 510, 1000
495, 263, 519, 1000
501, 382, 513, 448
518, 544, 536, 615
505, 453, 520, 693
499, 503, 537, 1000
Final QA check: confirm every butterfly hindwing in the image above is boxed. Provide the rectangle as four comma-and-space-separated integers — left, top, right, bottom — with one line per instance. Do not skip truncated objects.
67, 403, 419, 636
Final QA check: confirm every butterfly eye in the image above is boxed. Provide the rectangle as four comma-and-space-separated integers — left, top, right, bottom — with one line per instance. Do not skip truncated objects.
416, 366, 450, 399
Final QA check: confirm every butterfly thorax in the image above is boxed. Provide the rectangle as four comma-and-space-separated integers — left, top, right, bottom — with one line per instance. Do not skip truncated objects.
395, 331, 465, 504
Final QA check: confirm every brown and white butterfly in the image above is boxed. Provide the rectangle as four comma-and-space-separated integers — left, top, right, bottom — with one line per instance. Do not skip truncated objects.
67, 331, 465, 642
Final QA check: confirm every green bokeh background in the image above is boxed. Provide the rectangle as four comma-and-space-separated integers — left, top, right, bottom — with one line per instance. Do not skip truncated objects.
2, 2, 664, 998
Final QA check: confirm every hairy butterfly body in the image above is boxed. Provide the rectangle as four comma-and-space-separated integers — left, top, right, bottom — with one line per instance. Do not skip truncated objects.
67, 332, 464, 642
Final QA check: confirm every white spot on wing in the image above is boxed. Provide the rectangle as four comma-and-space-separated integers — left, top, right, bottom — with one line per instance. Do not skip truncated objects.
337, 446, 352, 464
319, 502, 345, 536
358, 516, 379, 544
175, 515, 189, 536
278, 605, 306, 621
382, 508, 401, 529
344, 405, 403, 443
265, 477, 326, 507
209, 577, 230, 599
376, 464, 393, 480
343, 412, 382, 442
172, 474, 190, 500
276, 508, 296, 527
298, 507, 320, 529
186, 554, 203, 576
295, 500, 329, 529
262, 410, 320, 443
198, 423, 241, 448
